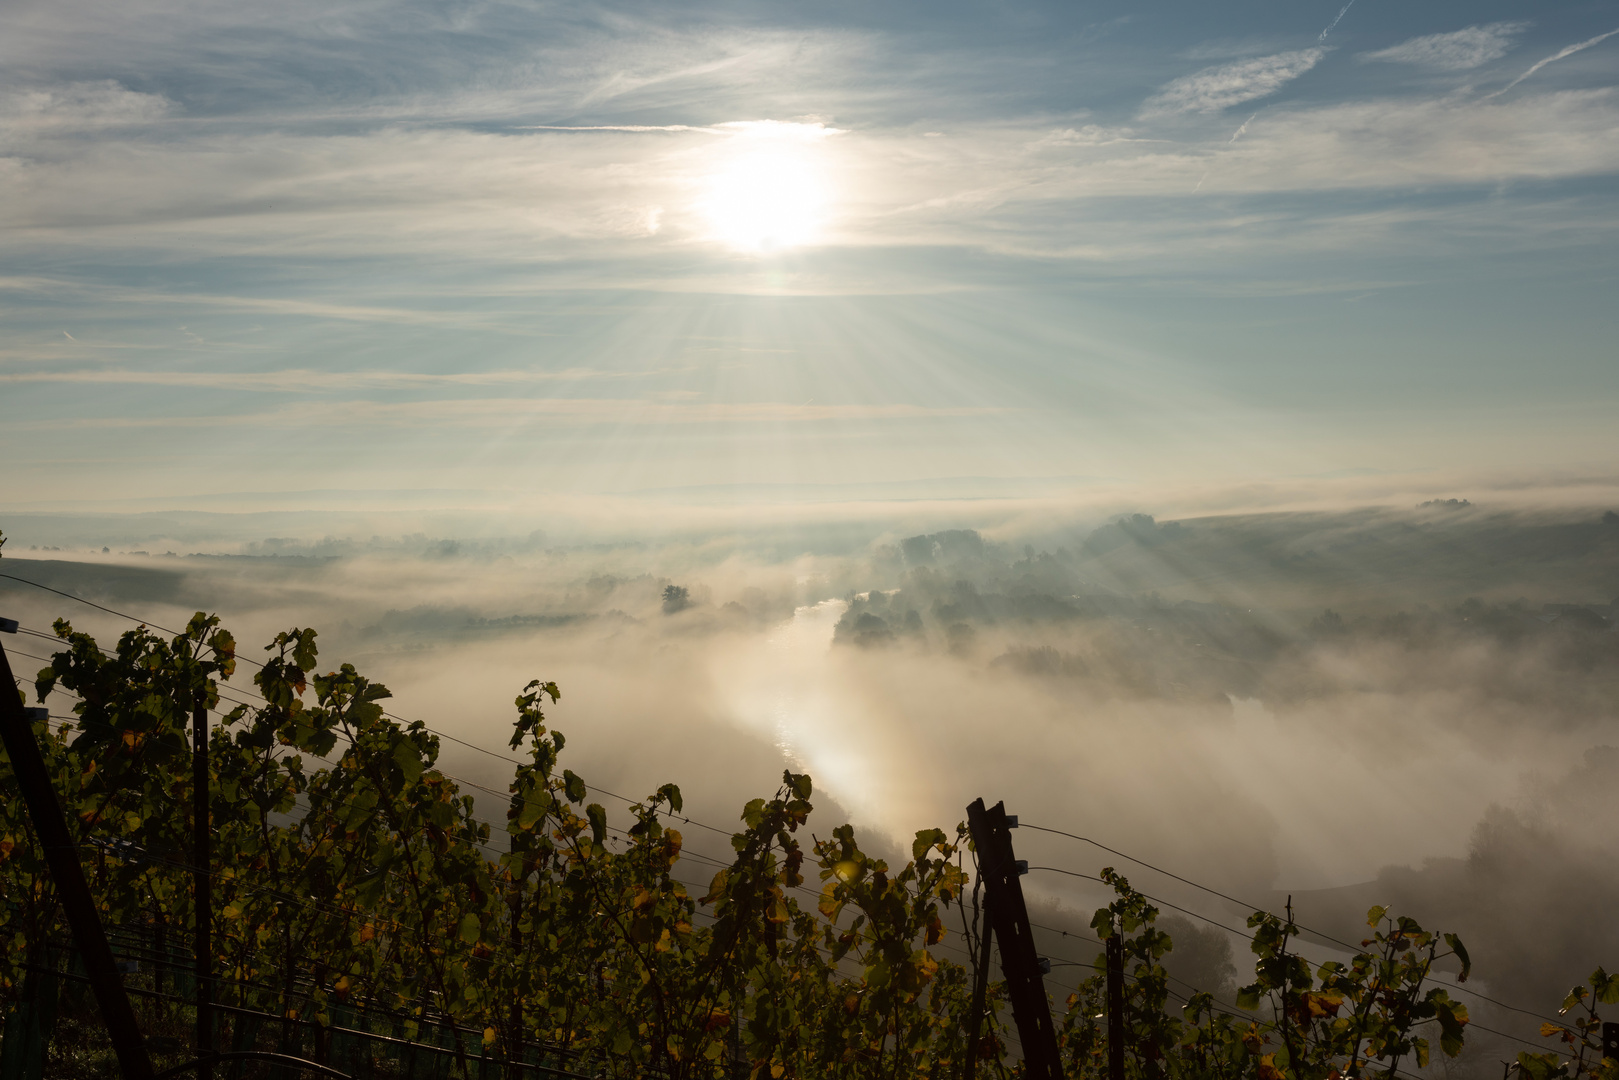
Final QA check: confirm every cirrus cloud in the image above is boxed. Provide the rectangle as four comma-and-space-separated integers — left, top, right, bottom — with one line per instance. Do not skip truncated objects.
1360, 22, 1530, 72
0, 80, 172, 135
1141, 49, 1327, 117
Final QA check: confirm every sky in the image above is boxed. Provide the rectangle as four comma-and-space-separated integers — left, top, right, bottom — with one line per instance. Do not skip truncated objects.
3, 0, 1619, 522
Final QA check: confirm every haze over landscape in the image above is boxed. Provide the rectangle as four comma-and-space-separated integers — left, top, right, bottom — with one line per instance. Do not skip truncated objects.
4, 0, 1619, 1073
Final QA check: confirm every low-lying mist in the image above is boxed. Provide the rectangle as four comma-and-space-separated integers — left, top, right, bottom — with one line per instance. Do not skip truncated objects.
4, 500, 1618, 1072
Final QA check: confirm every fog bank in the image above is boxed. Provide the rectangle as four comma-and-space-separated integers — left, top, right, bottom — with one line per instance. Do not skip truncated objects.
4, 500, 1617, 1068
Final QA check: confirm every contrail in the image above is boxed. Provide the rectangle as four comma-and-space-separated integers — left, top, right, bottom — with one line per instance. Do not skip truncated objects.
1196, 0, 1353, 195
1196, 111, 1260, 191
1486, 26, 1619, 98
63, 331, 76, 341
1319, 0, 1356, 41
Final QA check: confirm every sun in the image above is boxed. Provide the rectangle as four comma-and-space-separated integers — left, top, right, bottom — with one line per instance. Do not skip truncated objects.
706, 154, 823, 251
699, 121, 838, 253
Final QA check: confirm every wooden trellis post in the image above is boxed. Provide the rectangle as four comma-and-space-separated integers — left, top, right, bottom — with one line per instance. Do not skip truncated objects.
0, 630, 154, 1080
966, 798, 1061, 1080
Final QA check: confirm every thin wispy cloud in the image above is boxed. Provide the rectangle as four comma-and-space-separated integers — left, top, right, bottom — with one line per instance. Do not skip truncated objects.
0, 81, 171, 133
4, 86, 1617, 273
1361, 22, 1530, 71
1034, 125, 1159, 147
1182, 39, 1292, 62
515, 125, 720, 133
0, 368, 649, 390
1487, 26, 1619, 98
1180, 91, 1619, 192
5, 397, 1013, 431
1140, 49, 1327, 117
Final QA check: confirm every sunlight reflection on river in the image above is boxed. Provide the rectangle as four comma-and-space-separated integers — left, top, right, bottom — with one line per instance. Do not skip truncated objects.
716, 597, 905, 823
763, 599, 846, 757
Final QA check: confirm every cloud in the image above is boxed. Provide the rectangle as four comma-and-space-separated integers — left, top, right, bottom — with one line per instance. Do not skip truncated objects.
1488, 26, 1619, 98
2, 76, 1618, 278
0, 81, 172, 134
1204, 90, 1619, 190
515, 124, 718, 133
839, 90, 1619, 261
0, 12, 1615, 286
1034, 125, 1156, 147
1360, 22, 1530, 71
0, 368, 653, 391
4, 396, 1012, 432
8, 504, 1619, 959
712, 120, 845, 141
1181, 39, 1292, 62
1141, 49, 1327, 117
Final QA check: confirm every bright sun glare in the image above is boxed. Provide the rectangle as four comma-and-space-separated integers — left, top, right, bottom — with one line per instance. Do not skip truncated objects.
701, 121, 837, 253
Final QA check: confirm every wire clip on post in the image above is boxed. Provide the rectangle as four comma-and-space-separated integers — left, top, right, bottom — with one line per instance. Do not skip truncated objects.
966, 798, 1062, 1080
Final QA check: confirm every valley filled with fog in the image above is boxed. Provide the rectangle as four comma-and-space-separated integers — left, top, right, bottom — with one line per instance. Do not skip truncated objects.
5, 501, 1618, 1068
